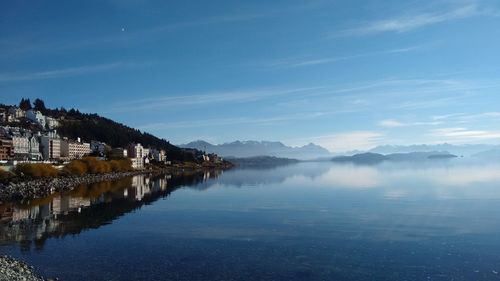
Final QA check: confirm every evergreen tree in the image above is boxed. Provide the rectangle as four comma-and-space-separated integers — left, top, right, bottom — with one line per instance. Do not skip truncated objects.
19, 98, 32, 110
33, 98, 47, 113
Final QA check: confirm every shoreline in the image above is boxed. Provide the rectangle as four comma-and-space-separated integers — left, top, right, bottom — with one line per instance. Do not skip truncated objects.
0, 164, 232, 204
0, 255, 53, 281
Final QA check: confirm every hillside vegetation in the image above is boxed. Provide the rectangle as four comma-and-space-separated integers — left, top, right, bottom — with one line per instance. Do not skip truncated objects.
46, 108, 195, 162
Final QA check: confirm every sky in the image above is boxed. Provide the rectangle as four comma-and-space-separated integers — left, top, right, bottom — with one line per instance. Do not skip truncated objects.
1, 0, 500, 152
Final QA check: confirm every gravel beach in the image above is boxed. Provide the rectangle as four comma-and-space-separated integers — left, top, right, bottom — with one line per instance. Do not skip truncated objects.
0, 255, 54, 281
0, 171, 149, 203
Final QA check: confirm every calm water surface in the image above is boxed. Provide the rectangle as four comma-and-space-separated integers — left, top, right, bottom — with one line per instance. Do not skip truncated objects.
2, 161, 500, 281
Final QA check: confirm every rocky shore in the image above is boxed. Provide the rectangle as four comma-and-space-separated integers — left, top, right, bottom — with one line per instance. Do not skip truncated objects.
0, 163, 233, 203
0, 255, 55, 281
0, 170, 158, 203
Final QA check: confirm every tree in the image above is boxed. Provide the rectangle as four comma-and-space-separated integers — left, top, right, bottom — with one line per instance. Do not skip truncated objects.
19, 98, 32, 110
33, 98, 47, 113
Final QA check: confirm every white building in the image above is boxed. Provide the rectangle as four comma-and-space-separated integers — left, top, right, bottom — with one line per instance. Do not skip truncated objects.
8, 107, 25, 119
45, 117, 59, 129
12, 136, 29, 159
41, 136, 61, 160
61, 138, 91, 159
26, 110, 46, 128
90, 140, 106, 155
28, 136, 42, 161
127, 143, 144, 169
151, 149, 166, 162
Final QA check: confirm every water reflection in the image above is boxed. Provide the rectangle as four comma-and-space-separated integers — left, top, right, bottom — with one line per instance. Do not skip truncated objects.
0, 170, 224, 251
2, 162, 500, 281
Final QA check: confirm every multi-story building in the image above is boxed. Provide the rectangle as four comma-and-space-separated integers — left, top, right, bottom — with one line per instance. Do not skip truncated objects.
110, 148, 128, 159
8, 107, 25, 119
28, 136, 42, 161
90, 140, 106, 156
45, 117, 59, 129
12, 135, 29, 160
151, 149, 166, 162
40, 136, 61, 160
0, 138, 14, 161
127, 143, 144, 169
26, 110, 46, 128
142, 148, 150, 164
60, 138, 91, 159
0, 112, 7, 123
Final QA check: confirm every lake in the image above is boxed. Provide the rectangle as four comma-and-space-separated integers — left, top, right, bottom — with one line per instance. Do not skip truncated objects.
2, 161, 500, 281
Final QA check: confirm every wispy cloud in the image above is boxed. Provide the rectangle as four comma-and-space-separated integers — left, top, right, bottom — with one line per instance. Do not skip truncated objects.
379, 119, 442, 128
335, 4, 485, 36
379, 119, 406, 128
137, 111, 332, 130
429, 127, 500, 143
111, 87, 323, 112
0, 61, 141, 82
433, 112, 500, 122
262, 44, 428, 68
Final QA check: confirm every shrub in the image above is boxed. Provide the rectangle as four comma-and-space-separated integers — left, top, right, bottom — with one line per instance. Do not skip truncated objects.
63, 160, 88, 176
72, 157, 132, 174
116, 159, 132, 172
14, 163, 59, 178
0, 169, 14, 182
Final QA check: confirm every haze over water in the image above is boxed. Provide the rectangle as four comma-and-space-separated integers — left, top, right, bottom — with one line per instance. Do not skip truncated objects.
2, 161, 500, 281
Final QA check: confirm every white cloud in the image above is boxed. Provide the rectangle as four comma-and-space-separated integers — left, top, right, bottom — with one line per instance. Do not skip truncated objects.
111, 87, 323, 112
138, 111, 331, 130
379, 119, 442, 128
0, 62, 140, 82
263, 45, 427, 68
336, 4, 483, 36
429, 127, 500, 143
379, 119, 405, 128
429, 112, 500, 126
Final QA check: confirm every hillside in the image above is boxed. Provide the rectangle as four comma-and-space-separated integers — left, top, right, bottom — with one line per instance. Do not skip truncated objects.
0, 100, 197, 162
50, 109, 195, 161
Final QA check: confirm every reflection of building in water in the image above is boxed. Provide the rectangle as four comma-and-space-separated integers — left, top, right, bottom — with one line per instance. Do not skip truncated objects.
0, 172, 221, 251
52, 196, 91, 215
130, 175, 152, 201
2, 174, 181, 225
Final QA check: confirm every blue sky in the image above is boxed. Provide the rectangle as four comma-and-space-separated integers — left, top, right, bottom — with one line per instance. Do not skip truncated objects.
1, 0, 500, 152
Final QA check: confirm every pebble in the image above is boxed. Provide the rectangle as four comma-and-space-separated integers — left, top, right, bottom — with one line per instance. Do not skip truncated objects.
0, 171, 162, 203
0, 255, 50, 281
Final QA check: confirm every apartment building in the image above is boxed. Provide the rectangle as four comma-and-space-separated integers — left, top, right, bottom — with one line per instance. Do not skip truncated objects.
40, 136, 61, 160
61, 139, 91, 159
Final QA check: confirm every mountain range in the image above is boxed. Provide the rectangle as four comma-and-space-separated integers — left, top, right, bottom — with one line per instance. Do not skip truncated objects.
332, 152, 458, 164
369, 144, 500, 157
179, 140, 331, 160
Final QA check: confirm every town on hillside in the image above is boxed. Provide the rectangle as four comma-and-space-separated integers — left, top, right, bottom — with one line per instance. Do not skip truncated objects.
0, 99, 225, 171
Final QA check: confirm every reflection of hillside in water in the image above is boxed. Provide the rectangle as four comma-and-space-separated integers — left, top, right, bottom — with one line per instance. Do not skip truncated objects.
182, 163, 330, 190
213, 162, 331, 187
0, 170, 222, 251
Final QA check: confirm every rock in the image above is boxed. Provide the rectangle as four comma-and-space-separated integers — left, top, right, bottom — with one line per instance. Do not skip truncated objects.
0, 255, 51, 281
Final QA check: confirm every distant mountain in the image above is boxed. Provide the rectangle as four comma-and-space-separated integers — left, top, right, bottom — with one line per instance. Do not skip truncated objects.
332, 152, 457, 164
332, 153, 387, 164
472, 149, 500, 160
180, 140, 331, 159
370, 144, 499, 157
